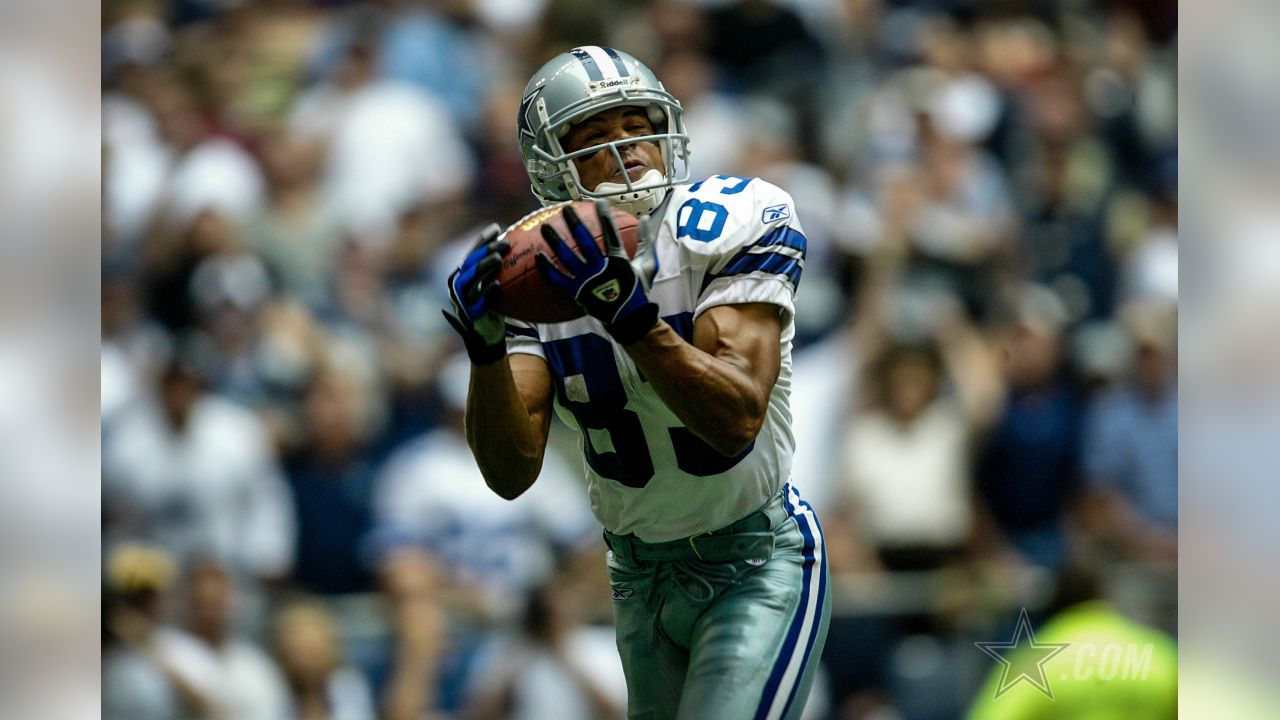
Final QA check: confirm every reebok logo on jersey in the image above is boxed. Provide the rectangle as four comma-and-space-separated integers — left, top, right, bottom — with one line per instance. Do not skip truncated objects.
762, 204, 790, 223
746, 557, 767, 566
593, 279, 622, 302
612, 586, 635, 601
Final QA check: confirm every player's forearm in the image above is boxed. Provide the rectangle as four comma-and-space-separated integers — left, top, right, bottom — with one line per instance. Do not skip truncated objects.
624, 321, 768, 456
465, 360, 545, 499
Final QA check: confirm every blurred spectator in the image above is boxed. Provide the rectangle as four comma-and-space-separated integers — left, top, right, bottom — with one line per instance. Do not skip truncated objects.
231, 298, 332, 444
909, 127, 1015, 317
1080, 301, 1178, 564
1014, 68, 1119, 324
531, 0, 607, 66
311, 0, 493, 126
104, 549, 291, 720
917, 15, 1001, 149
822, 288, 1002, 719
143, 209, 243, 332
273, 599, 378, 720
163, 558, 291, 719
188, 250, 277, 402
1090, 9, 1178, 188
657, 48, 749, 181
838, 316, 1002, 573
103, 543, 202, 720
976, 286, 1083, 570
246, 129, 345, 311
284, 365, 384, 595
104, 84, 171, 256
102, 260, 170, 426
290, 38, 475, 241
705, 0, 826, 100
1119, 169, 1178, 304
379, 203, 477, 446
372, 354, 598, 624
378, 547, 450, 720
473, 77, 542, 222
787, 325, 862, 517
149, 68, 266, 231
103, 1, 172, 79
463, 564, 627, 720
738, 97, 847, 342
370, 354, 599, 711
102, 347, 296, 582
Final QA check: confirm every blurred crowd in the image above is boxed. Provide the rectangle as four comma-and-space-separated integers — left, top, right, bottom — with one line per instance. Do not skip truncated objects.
101, 0, 1177, 718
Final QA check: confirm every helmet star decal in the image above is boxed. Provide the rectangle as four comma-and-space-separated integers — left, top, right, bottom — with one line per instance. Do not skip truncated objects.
518, 88, 541, 141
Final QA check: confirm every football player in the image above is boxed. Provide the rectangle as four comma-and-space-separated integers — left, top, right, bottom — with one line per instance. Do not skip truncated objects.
445, 46, 828, 720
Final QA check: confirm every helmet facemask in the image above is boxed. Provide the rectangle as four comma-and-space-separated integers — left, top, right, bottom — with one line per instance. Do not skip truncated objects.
521, 79, 691, 216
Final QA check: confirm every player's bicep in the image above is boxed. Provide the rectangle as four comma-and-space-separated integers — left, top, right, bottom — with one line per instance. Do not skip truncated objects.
509, 352, 555, 444
692, 303, 783, 400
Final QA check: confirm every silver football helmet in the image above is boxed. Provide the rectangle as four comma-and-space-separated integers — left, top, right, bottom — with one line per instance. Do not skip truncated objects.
517, 46, 690, 216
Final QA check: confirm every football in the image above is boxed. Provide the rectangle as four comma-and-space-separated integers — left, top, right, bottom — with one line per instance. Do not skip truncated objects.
494, 201, 640, 324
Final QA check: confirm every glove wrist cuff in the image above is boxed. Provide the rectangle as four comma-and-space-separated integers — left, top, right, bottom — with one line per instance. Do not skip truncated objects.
606, 302, 659, 346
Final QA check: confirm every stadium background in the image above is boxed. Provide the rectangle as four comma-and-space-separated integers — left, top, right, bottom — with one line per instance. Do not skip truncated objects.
100, 1, 1177, 718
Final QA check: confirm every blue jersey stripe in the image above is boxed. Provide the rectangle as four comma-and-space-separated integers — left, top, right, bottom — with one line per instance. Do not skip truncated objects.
702, 250, 803, 293
756, 226, 807, 252
570, 48, 605, 81
504, 324, 539, 339
721, 250, 803, 282
700, 226, 807, 294
662, 311, 695, 343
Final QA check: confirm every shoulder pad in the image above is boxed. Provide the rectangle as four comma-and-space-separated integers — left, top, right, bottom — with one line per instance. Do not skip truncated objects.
667, 176, 802, 268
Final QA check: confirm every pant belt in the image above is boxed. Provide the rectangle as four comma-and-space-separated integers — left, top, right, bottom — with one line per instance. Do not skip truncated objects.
604, 492, 789, 564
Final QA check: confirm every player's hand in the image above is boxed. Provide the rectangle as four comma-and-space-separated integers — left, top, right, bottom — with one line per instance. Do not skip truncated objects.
443, 224, 510, 365
535, 201, 659, 344
632, 211, 660, 292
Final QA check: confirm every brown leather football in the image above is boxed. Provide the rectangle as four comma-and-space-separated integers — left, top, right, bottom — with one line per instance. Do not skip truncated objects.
494, 201, 639, 324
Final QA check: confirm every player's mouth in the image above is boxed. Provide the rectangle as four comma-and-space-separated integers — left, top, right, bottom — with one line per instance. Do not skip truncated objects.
613, 159, 651, 183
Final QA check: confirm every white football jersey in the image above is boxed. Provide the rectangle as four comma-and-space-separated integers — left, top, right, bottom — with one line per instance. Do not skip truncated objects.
506, 175, 805, 542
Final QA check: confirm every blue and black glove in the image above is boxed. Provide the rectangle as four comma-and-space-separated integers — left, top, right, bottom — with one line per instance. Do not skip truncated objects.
443, 224, 509, 365
535, 202, 659, 345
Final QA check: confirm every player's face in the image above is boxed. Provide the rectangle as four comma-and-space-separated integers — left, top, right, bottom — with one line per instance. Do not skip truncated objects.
563, 106, 664, 192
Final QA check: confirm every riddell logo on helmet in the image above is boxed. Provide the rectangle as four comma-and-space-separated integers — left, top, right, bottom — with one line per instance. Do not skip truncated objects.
590, 77, 640, 92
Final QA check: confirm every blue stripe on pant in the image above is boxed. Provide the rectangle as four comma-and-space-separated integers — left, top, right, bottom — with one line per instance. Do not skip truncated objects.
754, 485, 829, 720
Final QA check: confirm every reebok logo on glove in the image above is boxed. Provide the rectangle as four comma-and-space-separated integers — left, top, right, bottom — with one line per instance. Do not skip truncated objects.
593, 280, 622, 303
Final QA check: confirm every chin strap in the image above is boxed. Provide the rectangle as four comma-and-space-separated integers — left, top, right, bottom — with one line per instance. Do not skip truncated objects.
593, 169, 669, 216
